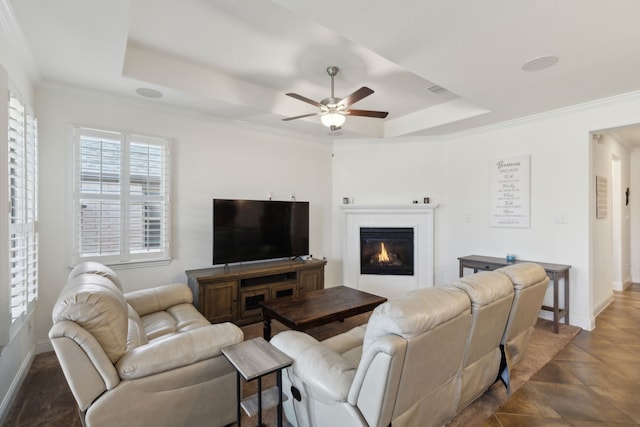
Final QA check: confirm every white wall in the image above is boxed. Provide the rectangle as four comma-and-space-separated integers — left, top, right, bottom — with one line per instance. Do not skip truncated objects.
34, 86, 335, 349
333, 91, 640, 331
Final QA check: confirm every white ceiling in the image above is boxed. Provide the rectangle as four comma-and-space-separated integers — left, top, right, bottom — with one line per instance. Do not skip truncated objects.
7, 0, 640, 141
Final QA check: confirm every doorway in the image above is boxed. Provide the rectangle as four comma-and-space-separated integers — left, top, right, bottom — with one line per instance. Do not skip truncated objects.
590, 125, 637, 315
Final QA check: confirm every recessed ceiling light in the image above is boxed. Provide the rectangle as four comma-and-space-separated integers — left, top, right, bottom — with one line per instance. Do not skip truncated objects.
136, 87, 163, 98
521, 56, 559, 72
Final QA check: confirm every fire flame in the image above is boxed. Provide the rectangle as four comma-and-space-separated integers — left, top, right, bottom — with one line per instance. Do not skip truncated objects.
375, 242, 390, 263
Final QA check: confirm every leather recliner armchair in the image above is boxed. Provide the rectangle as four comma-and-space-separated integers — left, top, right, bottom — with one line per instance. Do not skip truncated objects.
49, 262, 244, 427
270, 262, 548, 427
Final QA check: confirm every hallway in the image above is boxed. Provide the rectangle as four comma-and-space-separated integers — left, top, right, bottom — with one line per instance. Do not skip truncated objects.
486, 284, 640, 425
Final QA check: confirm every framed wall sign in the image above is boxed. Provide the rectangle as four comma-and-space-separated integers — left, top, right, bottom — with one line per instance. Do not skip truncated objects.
490, 155, 530, 228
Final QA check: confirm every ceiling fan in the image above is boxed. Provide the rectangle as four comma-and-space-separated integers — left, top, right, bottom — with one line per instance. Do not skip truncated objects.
282, 66, 389, 131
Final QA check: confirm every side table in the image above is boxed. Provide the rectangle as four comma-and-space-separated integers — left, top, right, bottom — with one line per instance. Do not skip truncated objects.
458, 255, 570, 333
221, 337, 293, 427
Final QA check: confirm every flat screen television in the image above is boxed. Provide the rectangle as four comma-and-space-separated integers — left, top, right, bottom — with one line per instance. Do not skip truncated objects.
213, 199, 309, 265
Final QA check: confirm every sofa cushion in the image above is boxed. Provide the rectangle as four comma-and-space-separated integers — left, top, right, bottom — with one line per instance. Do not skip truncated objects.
140, 303, 210, 341
53, 274, 129, 363
322, 325, 367, 366
167, 303, 211, 331
142, 311, 179, 341
363, 286, 470, 353
125, 283, 193, 317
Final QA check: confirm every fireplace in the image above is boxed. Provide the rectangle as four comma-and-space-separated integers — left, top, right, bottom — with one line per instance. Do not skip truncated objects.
343, 204, 436, 297
360, 227, 414, 276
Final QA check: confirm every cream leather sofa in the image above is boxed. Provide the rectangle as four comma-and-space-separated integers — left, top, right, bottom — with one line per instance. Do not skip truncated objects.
49, 262, 244, 427
271, 262, 549, 427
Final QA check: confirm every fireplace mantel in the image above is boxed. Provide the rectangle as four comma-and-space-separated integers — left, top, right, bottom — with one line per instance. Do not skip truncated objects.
341, 203, 439, 298
340, 204, 439, 212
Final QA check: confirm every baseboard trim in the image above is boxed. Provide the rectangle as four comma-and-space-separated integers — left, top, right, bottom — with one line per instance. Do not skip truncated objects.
594, 294, 614, 318
36, 338, 53, 355
0, 348, 34, 426
538, 309, 594, 331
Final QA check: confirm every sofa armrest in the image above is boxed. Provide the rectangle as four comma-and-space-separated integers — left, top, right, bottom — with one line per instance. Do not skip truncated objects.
125, 283, 193, 316
347, 334, 406, 405
116, 322, 243, 379
271, 331, 356, 403
49, 320, 121, 390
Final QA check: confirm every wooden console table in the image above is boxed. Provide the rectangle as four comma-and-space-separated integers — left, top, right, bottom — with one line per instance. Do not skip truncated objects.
458, 255, 570, 333
186, 259, 326, 326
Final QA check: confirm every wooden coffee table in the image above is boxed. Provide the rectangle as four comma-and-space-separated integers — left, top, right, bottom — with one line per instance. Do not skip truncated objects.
259, 286, 387, 340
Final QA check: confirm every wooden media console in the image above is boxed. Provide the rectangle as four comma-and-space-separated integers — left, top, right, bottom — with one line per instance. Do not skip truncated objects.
186, 258, 326, 325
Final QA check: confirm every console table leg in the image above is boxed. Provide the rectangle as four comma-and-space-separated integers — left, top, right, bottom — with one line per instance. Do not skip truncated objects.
564, 272, 570, 325
553, 272, 559, 333
263, 317, 272, 341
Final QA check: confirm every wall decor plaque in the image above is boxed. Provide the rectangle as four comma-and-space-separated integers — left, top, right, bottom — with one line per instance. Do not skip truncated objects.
490, 155, 530, 228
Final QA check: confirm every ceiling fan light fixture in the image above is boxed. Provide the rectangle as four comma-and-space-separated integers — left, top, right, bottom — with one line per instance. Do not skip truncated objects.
283, 65, 387, 130
321, 112, 346, 128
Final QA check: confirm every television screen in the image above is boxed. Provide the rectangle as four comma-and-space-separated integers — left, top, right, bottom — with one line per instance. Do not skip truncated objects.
213, 199, 309, 265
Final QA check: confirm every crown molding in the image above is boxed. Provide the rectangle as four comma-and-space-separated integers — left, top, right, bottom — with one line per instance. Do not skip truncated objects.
335, 89, 640, 146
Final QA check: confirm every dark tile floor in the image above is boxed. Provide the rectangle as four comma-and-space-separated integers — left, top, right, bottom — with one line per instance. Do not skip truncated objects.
484, 283, 640, 426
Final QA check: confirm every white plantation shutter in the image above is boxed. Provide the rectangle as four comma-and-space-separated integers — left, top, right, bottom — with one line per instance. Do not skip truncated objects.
3, 79, 38, 341
73, 128, 170, 265
127, 138, 169, 257
25, 111, 38, 309
76, 130, 122, 263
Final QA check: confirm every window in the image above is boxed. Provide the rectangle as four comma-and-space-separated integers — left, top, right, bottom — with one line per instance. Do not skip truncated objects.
72, 127, 170, 266
1, 75, 39, 345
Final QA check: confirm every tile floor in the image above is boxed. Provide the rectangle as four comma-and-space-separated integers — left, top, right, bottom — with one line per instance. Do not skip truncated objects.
485, 283, 640, 426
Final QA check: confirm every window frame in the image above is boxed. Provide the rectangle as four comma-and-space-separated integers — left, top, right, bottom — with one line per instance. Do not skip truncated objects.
1, 68, 39, 346
71, 126, 171, 267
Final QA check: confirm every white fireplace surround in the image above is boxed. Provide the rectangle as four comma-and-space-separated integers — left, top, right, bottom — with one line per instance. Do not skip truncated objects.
341, 204, 438, 299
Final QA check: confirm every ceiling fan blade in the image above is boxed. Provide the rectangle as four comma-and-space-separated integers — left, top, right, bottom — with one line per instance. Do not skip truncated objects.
286, 93, 323, 108
281, 112, 320, 121
345, 109, 389, 119
338, 87, 374, 108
